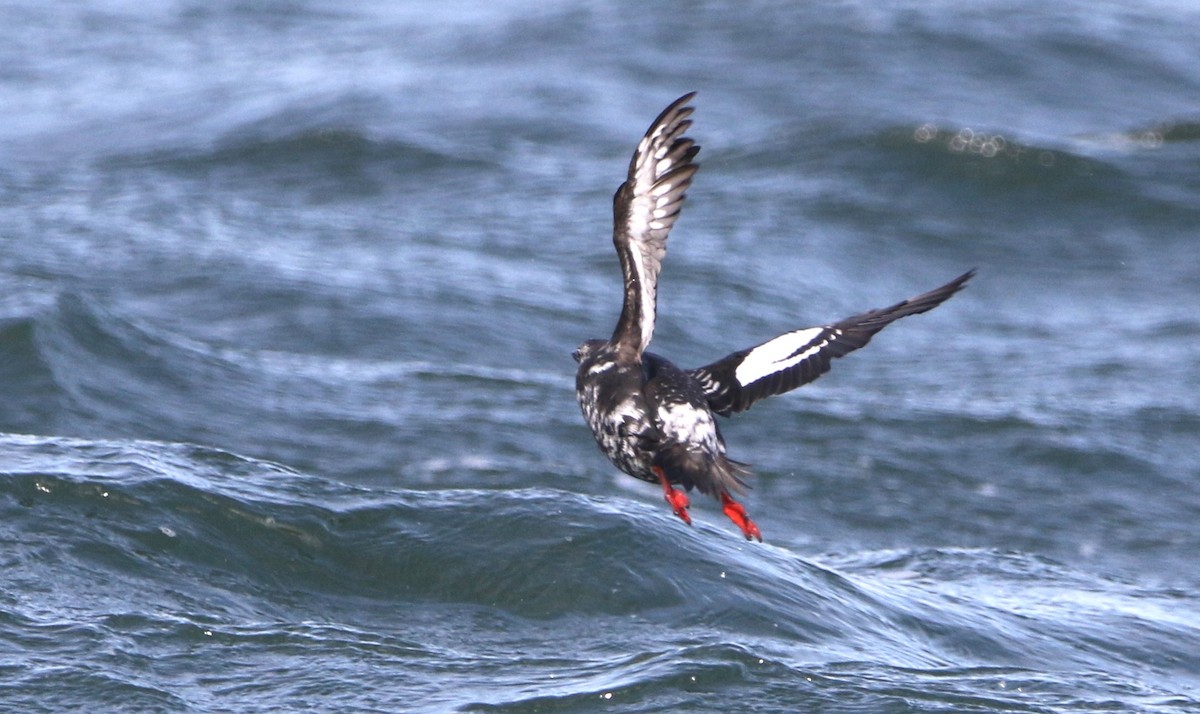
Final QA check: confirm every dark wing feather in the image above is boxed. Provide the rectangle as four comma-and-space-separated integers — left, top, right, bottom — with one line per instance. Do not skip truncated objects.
609, 92, 701, 356
690, 270, 975, 416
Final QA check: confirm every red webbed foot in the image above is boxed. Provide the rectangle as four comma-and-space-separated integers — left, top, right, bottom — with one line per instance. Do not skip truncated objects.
653, 466, 692, 525
720, 491, 762, 542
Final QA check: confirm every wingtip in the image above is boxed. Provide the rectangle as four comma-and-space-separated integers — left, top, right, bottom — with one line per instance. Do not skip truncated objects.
654, 92, 698, 124
938, 268, 977, 297
916, 268, 977, 308
949, 268, 977, 294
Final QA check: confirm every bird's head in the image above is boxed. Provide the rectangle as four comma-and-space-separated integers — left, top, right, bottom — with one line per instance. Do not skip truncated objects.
572, 339, 608, 364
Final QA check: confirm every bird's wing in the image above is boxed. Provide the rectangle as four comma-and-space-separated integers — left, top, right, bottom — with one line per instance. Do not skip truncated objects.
689, 270, 975, 416
610, 92, 701, 357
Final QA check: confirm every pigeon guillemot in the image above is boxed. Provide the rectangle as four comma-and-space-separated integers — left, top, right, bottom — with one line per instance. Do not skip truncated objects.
573, 92, 973, 541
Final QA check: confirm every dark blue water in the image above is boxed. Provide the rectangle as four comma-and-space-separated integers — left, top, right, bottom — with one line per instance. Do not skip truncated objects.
2, 2, 1199, 711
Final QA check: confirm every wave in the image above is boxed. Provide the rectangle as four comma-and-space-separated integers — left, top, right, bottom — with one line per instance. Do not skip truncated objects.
98, 126, 492, 205
3, 433, 1198, 710
729, 114, 1200, 206
868, 122, 1131, 194
4, 434, 1198, 669
85, 84, 502, 207
1074, 118, 1200, 150
0, 316, 64, 431
3, 292, 574, 486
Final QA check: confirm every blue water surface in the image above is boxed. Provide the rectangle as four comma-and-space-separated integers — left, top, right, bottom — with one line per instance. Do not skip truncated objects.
2, 1, 1199, 711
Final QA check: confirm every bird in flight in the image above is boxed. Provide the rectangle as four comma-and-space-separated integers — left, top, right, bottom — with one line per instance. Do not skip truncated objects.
573, 92, 973, 541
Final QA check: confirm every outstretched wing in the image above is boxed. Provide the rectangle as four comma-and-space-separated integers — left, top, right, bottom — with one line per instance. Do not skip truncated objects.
689, 270, 975, 416
610, 92, 701, 357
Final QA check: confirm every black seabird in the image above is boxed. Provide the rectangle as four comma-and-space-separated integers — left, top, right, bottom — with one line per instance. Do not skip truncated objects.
573, 92, 973, 541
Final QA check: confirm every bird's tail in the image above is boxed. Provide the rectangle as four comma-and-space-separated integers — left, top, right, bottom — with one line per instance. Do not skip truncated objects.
653, 443, 751, 497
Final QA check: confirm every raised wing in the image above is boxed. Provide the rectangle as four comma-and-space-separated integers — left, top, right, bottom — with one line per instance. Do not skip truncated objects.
610, 92, 701, 357
689, 270, 975, 416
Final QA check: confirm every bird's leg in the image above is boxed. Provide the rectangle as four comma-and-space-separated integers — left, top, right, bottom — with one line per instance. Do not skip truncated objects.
653, 466, 691, 525
720, 491, 762, 542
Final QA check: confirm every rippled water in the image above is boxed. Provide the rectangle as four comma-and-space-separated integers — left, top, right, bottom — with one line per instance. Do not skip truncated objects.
2, 1, 1199, 711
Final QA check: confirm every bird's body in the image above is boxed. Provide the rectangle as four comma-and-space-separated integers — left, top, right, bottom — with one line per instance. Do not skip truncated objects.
574, 93, 973, 541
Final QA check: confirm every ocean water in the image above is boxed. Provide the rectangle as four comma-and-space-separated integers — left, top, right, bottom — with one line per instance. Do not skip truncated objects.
2, 1, 1199, 711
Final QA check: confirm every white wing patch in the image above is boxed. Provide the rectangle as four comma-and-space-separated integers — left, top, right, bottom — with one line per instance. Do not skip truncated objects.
734, 327, 838, 387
